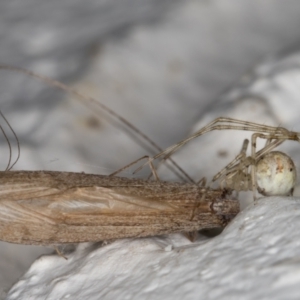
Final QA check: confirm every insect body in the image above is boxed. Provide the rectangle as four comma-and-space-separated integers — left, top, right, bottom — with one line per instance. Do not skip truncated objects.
0, 171, 239, 245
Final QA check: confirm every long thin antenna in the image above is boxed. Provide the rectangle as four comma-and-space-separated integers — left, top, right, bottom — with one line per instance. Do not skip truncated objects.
0, 110, 20, 170
0, 65, 194, 182
0, 110, 20, 171
0, 122, 12, 171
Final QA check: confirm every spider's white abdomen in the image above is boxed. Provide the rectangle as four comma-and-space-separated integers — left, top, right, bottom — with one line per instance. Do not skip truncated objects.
256, 151, 296, 196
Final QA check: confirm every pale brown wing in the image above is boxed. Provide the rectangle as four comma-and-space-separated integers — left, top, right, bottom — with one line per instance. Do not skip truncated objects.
0, 184, 177, 224
0, 184, 200, 245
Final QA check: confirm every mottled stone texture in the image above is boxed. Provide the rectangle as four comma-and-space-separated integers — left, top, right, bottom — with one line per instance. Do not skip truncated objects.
2, 0, 300, 298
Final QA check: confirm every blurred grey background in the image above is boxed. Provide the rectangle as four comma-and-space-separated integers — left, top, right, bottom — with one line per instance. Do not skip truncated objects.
2, 0, 300, 297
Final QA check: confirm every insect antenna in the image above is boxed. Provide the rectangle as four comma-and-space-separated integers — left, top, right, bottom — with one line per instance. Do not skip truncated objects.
0, 109, 20, 171
0, 65, 193, 183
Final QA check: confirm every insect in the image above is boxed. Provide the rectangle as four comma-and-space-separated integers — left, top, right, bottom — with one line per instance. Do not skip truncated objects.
0, 66, 239, 246
144, 117, 299, 200
0, 170, 239, 245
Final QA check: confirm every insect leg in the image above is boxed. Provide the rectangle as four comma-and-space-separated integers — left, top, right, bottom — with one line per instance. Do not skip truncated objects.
110, 155, 160, 181
53, 246, 68, 260
212, 139, 249, 183
197, 177, 206, 186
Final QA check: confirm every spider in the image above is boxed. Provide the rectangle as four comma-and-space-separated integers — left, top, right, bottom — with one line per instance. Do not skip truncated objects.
144, 117, 299, 200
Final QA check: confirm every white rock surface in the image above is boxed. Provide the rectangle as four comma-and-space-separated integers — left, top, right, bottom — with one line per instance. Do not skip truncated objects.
6, 197, 300, 300
2, 0, 300, 298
